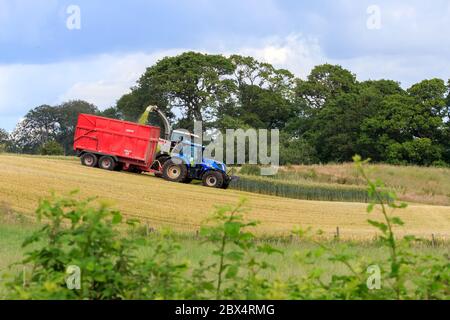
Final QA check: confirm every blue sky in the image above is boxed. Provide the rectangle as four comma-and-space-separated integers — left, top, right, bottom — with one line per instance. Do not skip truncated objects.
1, 0, 450, 131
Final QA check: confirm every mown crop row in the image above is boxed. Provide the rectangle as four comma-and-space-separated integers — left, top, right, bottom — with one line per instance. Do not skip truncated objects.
230, 175, 369, 202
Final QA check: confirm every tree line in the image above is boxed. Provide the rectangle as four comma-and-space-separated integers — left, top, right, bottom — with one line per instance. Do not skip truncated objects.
1, 51, 449, 166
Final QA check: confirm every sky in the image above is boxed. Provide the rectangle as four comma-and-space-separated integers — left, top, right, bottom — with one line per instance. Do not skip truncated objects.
1, 0, 450, 131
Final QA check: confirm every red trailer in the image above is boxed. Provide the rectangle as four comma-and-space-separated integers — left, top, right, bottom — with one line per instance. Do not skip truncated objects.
73, 113, 161, 172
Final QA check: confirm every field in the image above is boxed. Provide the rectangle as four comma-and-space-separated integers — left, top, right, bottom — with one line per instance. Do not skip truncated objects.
0, 154, 449, 239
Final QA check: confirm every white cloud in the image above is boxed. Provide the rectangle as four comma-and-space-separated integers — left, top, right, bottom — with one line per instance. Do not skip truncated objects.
233, 34, 326, 78
227, 34, 450, 87
0, 49, 184, 130
56, 51, 184, 107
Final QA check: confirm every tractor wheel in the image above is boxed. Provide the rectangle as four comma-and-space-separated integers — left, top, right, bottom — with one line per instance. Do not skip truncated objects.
98, 156, 116, 171
202, 171, 224, 188
221, 173, 231, 189
162, 159, 188, 183
80, 153, 97, 168
221, 181, 230, 189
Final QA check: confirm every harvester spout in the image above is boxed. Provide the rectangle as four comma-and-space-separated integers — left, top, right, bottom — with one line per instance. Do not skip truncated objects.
145, 105, 172, 140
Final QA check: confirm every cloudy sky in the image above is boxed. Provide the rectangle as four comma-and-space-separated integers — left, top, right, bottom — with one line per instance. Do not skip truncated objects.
1, 0, 450, 131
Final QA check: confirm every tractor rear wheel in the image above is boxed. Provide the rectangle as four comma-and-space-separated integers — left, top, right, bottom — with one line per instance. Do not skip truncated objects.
162, 159, 188, 183
202, 171, 224, 188
98, 156, 116, 171
80, 153, 97, 168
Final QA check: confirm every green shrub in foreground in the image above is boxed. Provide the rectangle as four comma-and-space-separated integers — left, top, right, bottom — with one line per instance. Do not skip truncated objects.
4, 158, 449, 299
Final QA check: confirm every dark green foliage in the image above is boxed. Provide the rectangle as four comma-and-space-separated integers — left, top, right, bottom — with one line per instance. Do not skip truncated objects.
0, 128, 9, 153
99, 107, 122, 120
386, 138, 443, 165
118, 51, 234, 130
291, 72, 450, 165
39, 140, 64, 156
279, 135, 319, 165
9, 100, 98, 155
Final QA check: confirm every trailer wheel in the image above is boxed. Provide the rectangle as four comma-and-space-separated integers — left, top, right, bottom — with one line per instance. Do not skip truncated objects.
162, 159, 187, 183
81, 153, 97, 167
99, 156, 116, 171
202, 171, 223, 188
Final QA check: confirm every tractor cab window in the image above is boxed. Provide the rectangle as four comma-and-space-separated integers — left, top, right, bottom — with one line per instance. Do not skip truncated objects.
171, 131, 199, 144
191, 145, 203, 163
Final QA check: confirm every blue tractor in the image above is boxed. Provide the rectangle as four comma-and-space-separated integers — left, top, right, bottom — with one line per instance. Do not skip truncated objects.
160, 140, 235, 189
146, 106, 237, 189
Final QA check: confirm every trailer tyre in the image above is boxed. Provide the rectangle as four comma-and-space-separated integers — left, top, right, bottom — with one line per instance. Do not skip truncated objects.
162, 159, 188, 183
81, 153, 97, 168
99, 156, 116, 171
202, 171, 224, 188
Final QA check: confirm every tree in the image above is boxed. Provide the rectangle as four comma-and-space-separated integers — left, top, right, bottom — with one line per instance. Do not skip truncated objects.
446, 79, 450, 108
386, 138, 443, 166
358, 79, 447, 164
99, 107, 122, 120
291, 65, 359, 162
10, 100, 98, 154
0, 128, 9, 153
118, 52, 235, 130
219, 55, 296, 130
10, 105, 60, 154
56, 100, 99, 154
308, 93, 368, 162
295, 64, 357, 112
39, 140, 64, 156
279, 133, 318, 165
407, 79, 448, 118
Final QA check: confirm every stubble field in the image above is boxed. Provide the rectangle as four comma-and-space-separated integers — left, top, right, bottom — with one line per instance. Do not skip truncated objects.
0, 154, 449, 240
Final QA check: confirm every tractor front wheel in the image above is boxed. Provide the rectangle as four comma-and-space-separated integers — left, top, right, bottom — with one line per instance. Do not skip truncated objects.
202, 171, 224, 188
